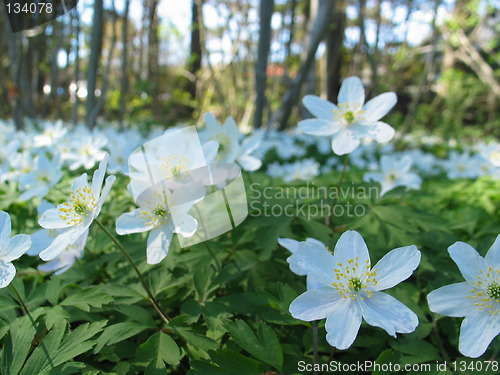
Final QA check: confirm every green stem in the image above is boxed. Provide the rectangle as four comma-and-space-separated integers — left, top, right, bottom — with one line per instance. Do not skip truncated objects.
10, 283, 54, 369
94, 219, 170, 324
312, 323, 319, 375
326, 155, 350, 228
204, 242, 221, 272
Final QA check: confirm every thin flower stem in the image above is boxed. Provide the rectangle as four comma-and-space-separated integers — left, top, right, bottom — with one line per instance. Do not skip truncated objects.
312, 323, 319, 375
94, 218, 170, 324
204, 242, 221, 272
10, 283, 54, 369
326, 155, 350, 228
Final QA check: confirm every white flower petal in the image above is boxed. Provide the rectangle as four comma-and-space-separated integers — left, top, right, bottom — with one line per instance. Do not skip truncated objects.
485, 234, 500, 268
362, 92, 397, 121
448, 242, 489, 284
71, 173, 88, 192
91, 153, 109, 198
146, 225, 174, 264
278, 238, 299, 254
359, 292, 418, 336
202, 140, 219, 163
286, 254, 306, 276
39, 230, 80, 261
174, 213, 198, 237
38, 208, 73, 229
27, 229, 55, 256
2, 234, 31, 262
427, 282, 477, 317
96, 175, 116, 214
459, 310, 500, 358
299, 119, 341, 136
240, 133, 262, 155
331, 130, 360, 155
325, 299, 362, 350
115, 209, 154, 235
371, 245, 420, 291
306, 276, 324, 290
0, 261, 16, 288
333, 231, 371, 271
338, 77, 365, 105
0, 211, 11, 246
302, 95, 338, 120
289, 287, 343, 321
294, 241, 337, 286
238, 155, 262, 172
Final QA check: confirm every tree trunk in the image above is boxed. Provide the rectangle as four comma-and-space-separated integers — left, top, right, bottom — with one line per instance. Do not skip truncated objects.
72, 8, 81, 125
89, 3, 119, 128
147, 0, 161, 119
86, 0, 104, 129
326, 3, 346, 102
254, 0, 275, 128
119, 0, 131, 127
350, 0, 366, 77
269, 0, 334, 129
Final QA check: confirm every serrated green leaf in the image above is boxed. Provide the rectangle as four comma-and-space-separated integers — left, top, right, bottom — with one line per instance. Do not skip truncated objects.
115, 305, 156, 328
94, 322, 149, 353
61, 286, 113, 312
45, 306, 70, 330
224, 320, 283, 370
136, 331, 181, 372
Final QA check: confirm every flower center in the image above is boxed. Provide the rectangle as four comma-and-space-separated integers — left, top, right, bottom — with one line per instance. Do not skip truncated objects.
468, 266, 500, 315
160, 155, 190, 178
487, 281, 500, 299
153, 206, 167, 217
349, 277, 363, 291
331, 257, 377, 300
59, 186, 97, 225
333, 103, 364, 126
344, 111, 355, 123
214, 133, 231, 160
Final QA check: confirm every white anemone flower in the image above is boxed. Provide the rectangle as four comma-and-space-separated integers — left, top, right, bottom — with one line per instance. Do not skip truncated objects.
116, 182, 204, 264
38, 154, 115, 261
0, 211, 31, 288
278, 237, 324, 290
18, 153, 63, 201
289, 231, 420, 349
202, 113, 240, 163
363, 154, 422, 196
201, 113, 263, 171
298, 76, 397, 155
427, 238, 500, 358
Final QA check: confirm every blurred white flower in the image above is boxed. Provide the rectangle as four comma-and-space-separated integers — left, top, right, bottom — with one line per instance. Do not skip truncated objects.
427, 238, 500, 358
363, 154, 422, 196
442, 151, 480, 180
299, 76, 397, 155
18, 153, 63, 201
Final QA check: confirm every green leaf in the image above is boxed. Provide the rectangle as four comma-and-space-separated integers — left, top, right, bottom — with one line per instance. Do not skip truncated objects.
136, 332, 181, 373
194, 265, 214, 299
224, 320, 283, 370
45, 306, 70, 330
94, 322, 149, 353
115, 305, 157, 328
61, 286, 113, 312
191, 350, 266, 375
